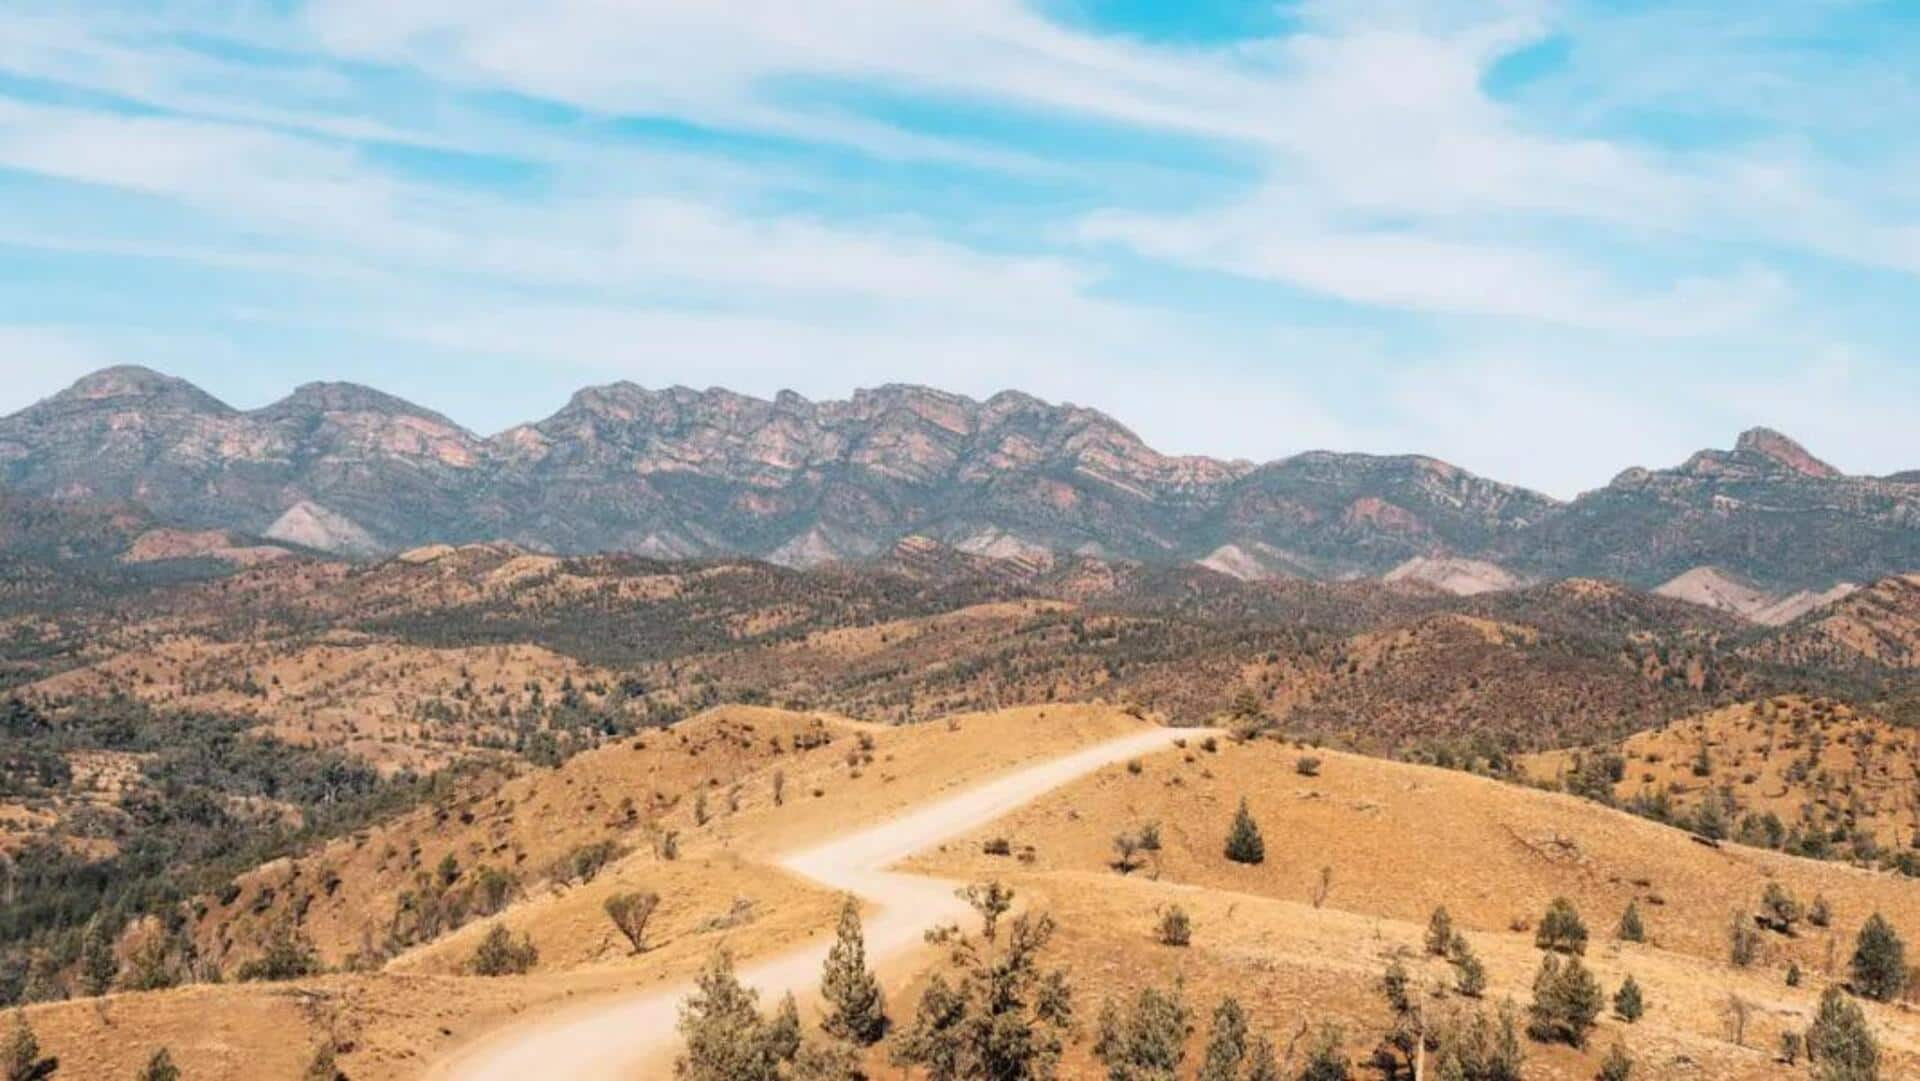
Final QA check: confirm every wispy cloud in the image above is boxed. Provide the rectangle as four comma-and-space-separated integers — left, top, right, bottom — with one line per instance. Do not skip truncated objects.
0, 0, 1913, 496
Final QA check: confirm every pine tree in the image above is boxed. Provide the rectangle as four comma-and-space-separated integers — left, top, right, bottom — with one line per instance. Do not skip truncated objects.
1616, 901, 1645, 944
1434, 1004, 1524, 1081
1806, 986, 1879, 1081
1195, 997, 1249, 1081
675, 950, 798, 1081
3, 1011, 56, 1081
1223, 799, 1265, 865
137, 1050, 180, 1081
1450, 937, 1487, 999
1426, 907, 1454, 956
1849, 913, 1907, 1002
1596, 1041, 1633, 1081
820, 894, 888, 1045
1527, 954, 1602, 1047
1534, 897, 1588, 955
79, 919, 118, 998
1612, 975, 1645, 1022
1243, 1035, 1281, 1081
1093, 983, 1189, 1081
1297, 1025, 1351, 1081
891, 905, 1073, 1081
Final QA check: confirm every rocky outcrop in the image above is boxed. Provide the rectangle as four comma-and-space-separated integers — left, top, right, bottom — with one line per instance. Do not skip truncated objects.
1508, 428, 1918, 590
1, 369, 1913, 591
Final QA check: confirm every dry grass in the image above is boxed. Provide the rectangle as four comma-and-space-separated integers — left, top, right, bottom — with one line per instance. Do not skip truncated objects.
17, 703, 1920, 1080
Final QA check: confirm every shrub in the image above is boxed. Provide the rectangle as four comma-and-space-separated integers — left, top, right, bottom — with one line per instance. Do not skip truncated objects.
467, 924, 538, 976
1728, 915, 1761, 968
235, 918, 320, 983
1534, 898, 1588, 955
605, 890, 662, 954
555, 839, 623, 885
1223, 799, 1265, 865
1157, 905, 1192, 947
305, 1044, 342, 1081
1612, 974, 1644, 1022
138, 1049, 181, 1081
1616, 901, 1645, 944
1810, 895, 1833, 928
1849, 913, 1907, 1002
1137, 821, 1162, 852
1759, 882, 1802, 935
1295, 756, 1322, 777
1596, 1041, 1633, 1081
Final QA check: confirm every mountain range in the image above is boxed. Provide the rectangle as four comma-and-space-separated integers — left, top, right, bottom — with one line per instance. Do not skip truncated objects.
1, 365, 1914, 596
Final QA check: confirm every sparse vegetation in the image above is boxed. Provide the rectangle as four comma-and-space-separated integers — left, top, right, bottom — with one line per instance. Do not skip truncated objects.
137, 1050, 180, 1081
1156, 905, 1192, 948
467, 924, 538, 976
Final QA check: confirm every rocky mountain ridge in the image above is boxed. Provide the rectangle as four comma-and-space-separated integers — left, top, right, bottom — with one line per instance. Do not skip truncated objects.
1, 366, 1914, 594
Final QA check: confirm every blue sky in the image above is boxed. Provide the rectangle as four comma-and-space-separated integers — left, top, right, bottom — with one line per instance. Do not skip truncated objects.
0, 0, 1916, 496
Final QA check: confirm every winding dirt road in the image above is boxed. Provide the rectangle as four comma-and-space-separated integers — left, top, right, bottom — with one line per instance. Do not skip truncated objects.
427, 724, 1195, 1080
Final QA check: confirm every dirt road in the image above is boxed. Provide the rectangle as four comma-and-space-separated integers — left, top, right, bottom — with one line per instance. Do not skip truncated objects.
426, 724, 1195, 1080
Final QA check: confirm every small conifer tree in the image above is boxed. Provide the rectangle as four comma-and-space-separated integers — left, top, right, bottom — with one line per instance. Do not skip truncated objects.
1613, 974, 1645, 1022
1849, 913, 1907, 1002
820, 895, 887, 1045
1223, 799, 1265, 865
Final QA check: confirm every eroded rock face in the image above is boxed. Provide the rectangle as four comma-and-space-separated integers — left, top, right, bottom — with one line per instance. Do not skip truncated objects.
1512, 428, 1920, 590
1, 369, 1913, 590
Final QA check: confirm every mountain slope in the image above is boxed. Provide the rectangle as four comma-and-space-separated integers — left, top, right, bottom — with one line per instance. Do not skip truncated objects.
1509, 428, 1920, 590
1, 369, 1913, 591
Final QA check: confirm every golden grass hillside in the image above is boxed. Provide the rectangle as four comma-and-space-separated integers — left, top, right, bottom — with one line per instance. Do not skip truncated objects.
13, 704, 1147, 1080
907, 730, 1920, 1079
12, 703, 1920, 1081
1524, 696, 1920, 855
